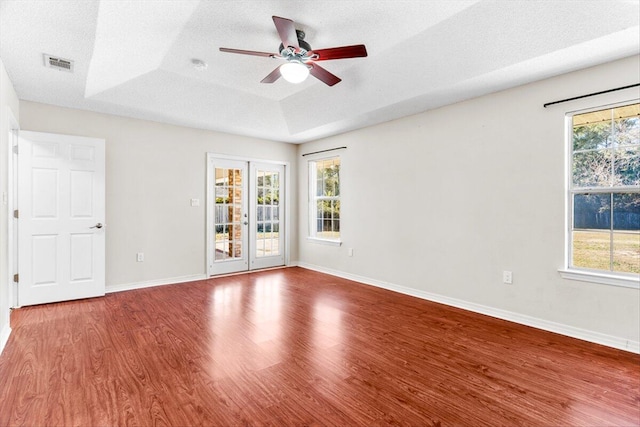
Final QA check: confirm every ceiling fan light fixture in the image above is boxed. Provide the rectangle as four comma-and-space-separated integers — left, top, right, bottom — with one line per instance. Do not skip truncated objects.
280, 61, 309, 84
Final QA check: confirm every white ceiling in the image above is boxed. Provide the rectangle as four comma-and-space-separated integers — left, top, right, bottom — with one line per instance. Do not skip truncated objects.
1, 0, 639, 143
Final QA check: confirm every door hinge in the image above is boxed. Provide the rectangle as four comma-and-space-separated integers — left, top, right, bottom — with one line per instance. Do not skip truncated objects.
13, 209, 18, 219
13, 274, 18, 283
12, 145, 18, 154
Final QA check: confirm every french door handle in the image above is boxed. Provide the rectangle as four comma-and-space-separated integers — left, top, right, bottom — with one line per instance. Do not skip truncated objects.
90, 223, 103, 229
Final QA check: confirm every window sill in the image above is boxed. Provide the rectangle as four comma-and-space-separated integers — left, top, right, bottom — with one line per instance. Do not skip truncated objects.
306, 237, 342, 247
558, 269, 639, 289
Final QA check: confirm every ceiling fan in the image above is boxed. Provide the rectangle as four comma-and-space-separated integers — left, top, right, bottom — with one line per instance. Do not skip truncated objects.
219, 16, 367, 86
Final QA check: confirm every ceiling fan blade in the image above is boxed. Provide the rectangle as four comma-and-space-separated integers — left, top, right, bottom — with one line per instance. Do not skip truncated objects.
309, 63, 341, 86
273, 16, 299, 49
219, 47, 276, 58
261, 67, 282, 84
309, 44, 368, 61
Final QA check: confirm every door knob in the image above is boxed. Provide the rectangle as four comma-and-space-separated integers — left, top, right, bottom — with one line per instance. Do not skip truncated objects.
243, 221, 249, 225
90, 223, 103, 229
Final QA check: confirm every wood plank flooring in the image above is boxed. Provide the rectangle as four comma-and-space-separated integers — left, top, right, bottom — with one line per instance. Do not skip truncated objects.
0, 267, 638, 426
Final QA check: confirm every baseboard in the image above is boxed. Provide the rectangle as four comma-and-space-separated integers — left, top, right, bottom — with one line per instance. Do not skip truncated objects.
297, 262, 640, 354
107, 264, 303, 294
0, 322, 11, 355
106, 274, 208, 294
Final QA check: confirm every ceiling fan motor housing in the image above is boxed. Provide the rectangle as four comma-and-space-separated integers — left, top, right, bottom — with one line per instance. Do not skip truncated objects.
278, 30, 312, 54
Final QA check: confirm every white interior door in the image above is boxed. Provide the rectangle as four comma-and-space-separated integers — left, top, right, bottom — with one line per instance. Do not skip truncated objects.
17, 131, 105, 306
207, 156, 286, 275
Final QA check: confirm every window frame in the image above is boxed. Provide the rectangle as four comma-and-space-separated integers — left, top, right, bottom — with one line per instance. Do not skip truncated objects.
307, 154, 342, 245
560, 100, 640, 289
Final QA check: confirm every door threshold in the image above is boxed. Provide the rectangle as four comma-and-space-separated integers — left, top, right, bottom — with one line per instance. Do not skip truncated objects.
209, 265, 289, 279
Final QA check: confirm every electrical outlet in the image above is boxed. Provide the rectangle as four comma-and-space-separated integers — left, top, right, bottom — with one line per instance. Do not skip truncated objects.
503, 270, 513, 284
137, 252, 144, 262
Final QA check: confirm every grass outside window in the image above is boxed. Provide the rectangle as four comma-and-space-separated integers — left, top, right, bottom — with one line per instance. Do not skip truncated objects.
573, 230, 639, 274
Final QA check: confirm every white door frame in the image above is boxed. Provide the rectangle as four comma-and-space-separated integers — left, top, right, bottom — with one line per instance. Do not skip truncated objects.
7, 112, 19, 308
206, 153, 290, 276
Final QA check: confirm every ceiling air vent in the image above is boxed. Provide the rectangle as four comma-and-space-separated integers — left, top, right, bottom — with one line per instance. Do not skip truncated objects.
43, 54, 74, 72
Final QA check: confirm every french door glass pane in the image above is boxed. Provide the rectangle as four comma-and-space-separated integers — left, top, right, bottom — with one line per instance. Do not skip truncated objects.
214, 167, 243, 261
256, 168, 280, 258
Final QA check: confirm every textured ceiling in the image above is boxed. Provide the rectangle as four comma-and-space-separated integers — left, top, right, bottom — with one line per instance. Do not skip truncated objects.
1, 0, 639, 143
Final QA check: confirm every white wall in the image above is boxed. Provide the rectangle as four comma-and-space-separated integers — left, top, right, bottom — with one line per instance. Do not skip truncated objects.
19, 102, 298, 290
0, 58, 20, 353
10, 56, 640, 353
298, 55, 640, 352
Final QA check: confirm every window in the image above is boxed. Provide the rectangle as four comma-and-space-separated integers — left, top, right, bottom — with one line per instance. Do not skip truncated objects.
566, 102, 639, 284
309, 156, 341, 242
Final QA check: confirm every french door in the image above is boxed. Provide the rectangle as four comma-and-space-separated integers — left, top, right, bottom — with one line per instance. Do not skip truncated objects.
207, 156, 286, 275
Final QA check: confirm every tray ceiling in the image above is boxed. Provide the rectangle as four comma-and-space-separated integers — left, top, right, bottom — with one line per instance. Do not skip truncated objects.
1, 0, 638, 143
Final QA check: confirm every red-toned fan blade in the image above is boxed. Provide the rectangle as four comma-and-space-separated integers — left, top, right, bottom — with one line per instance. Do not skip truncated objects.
261, 67, 282, 84
219, 47, 276, 58
309, 63, 341, 86
272, 16, 299, 49
309, 44, 368, 61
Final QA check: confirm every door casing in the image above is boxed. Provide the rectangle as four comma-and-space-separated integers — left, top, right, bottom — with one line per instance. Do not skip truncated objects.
7, 113, 19, 308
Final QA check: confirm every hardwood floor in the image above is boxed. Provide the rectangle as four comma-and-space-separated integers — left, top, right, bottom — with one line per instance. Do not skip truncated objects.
0, 267, 638, 426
